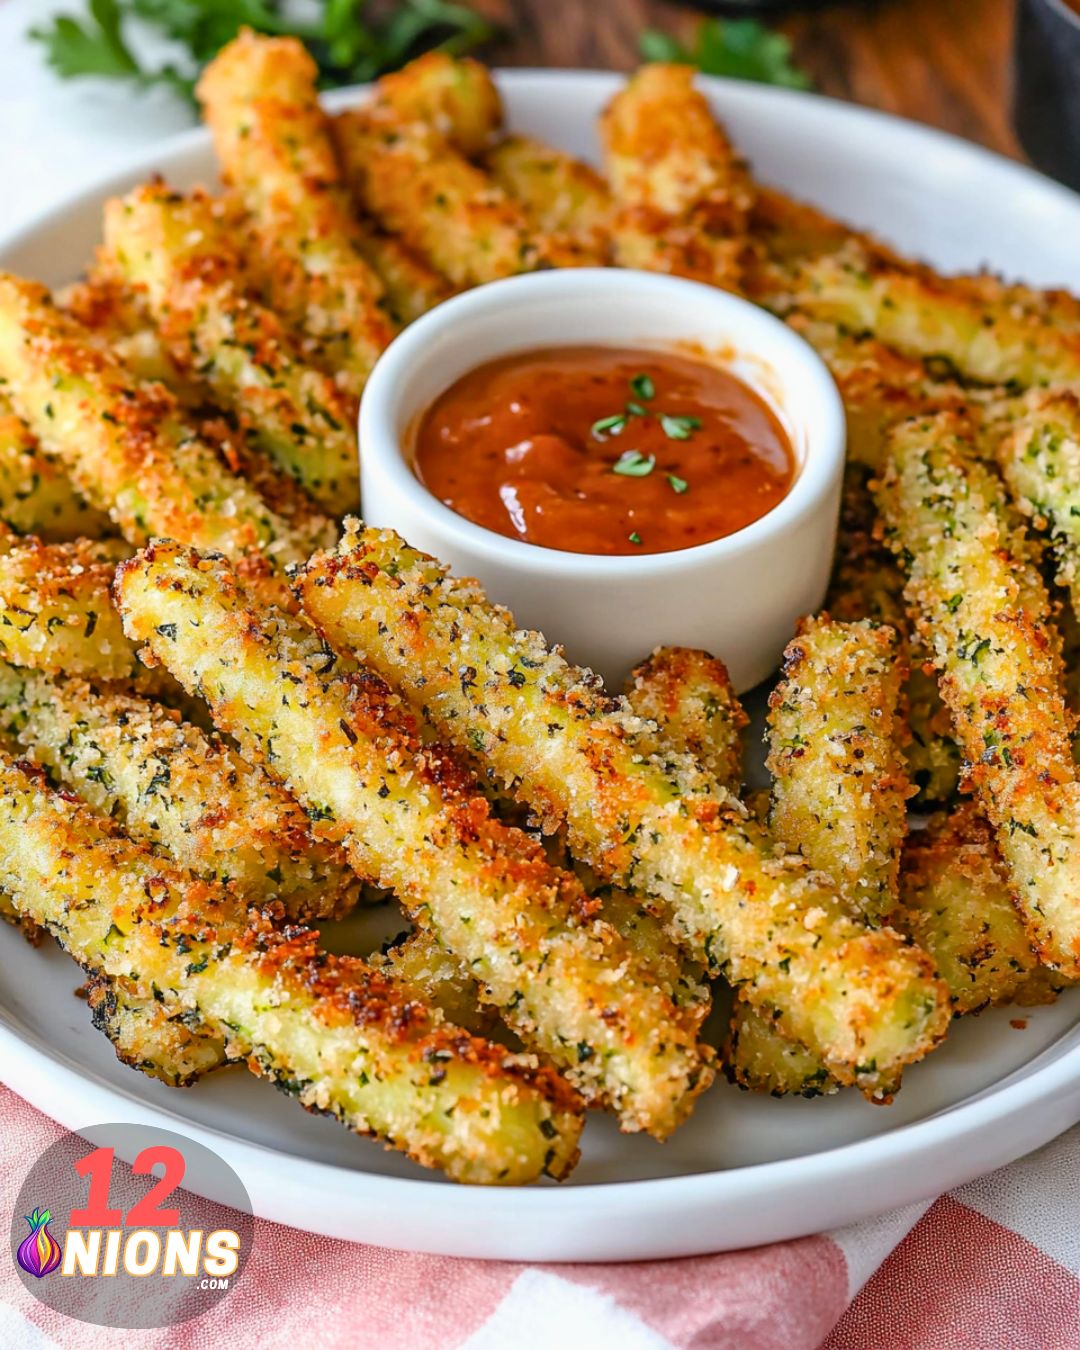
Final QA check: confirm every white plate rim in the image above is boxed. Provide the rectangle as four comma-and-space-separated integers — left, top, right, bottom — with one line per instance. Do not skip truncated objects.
1, 70, 1080, 1262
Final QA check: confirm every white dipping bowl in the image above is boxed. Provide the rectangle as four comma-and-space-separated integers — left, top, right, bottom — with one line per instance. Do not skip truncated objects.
359, 269, 845, 692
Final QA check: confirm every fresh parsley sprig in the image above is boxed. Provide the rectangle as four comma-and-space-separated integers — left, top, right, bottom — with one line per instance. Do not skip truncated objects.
639, 17, 812, 91
29, 0, 496, 105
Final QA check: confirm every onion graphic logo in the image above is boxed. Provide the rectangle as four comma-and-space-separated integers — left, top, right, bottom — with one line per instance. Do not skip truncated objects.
16, 1208, 62, 1279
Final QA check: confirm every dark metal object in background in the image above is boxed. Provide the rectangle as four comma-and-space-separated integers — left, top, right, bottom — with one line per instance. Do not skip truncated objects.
1014, 0, 1080, 190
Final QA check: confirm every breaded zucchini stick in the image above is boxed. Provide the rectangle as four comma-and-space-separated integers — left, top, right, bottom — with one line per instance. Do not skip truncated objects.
0, 392, 110, 541
781, 241, 1080, 388
85, 974, 233, 1088
352, 228, 453, 326
0, 750, 582, 1183
784, 316, 971, 474
878, 411, 1080, 974
486, 134, 612, 264
333, 107, 547, 288
0, 534, 151, 683
375, 53, 502, 157
988, 389, 1080, 620
0, 662, 359, 920
85, 923, 503, 1090
627, 646, 747, 788
827, 465, 961, 805
118, 541, 714, 1139
729, 618, 912, 1100
57, 273, 198, 397
296, 523, 951, 1094
0, 273, 327, 609
894, 803, 1060, 1016
372, 929, 500, 1039
599, 64, 754, 288
103, 185, 359, 514
197, 32, 394, 399
767, 617, 912, 924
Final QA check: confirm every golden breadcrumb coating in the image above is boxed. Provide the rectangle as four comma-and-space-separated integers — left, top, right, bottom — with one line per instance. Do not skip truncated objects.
486, 134, 612, 265
295, 521, 951, 1095
0, 662, 359, 919
375, 52, 503, 157
333, 107, 550, 288
117, 540, 715, 1139
197, 31, 393, 399
600, 64, 753, 288
103, 184, 359, 514
878, 411, 1080, 975
768, 617, 912, 925
627, 646, 747, 789
0, 749, 584, 1184
0, 272, 324, 611
0, 390, 110, 541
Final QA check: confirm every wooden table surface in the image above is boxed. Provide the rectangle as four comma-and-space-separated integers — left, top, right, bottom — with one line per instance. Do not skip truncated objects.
481, 0, 1020, 160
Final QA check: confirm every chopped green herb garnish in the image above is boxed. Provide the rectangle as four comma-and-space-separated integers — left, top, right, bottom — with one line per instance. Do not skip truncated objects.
629, 374, 655, 401
625, 400, 649, 418
628, 531, 643, 545
591, 414, 627, 439
613, 450, 656, 478
660, 414, 702, 441
668, 474, 689, 494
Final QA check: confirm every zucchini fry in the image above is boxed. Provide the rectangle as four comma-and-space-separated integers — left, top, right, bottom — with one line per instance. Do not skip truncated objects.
627, 646, 747, 789
0, 391, 111, 541
827, 464, 961, 805
0, 662, 359, 920
117, 541, 714, 1139
295, 523, 951, 1094
726, 1000, 835, 1099
375, 52, 502, 157
989, 388, 1080, 621
894, 803, 1060, 1016
486, 134, 612, 264
86, 975, 233, 1088
780, 241, 1080, 388
372, 929, 500, 1039
784, 315, 971, 475
767, 618, 912, 925
599, 64, 754, 288
197, 32, 394, 398
103, 185, 359, 514
0, 534, 150, 683
86, 924, 503, 1091
729, 618, 912, 1100
0, 273, 326, 610
57, 273, 198, 397
878, 411, 1080, 974
333, 107, 547, 288
352, 228, 454, 326
0, 750, 582, 1183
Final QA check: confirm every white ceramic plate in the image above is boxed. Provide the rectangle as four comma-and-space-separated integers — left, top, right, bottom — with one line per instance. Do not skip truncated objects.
2, 73, 1080, 1263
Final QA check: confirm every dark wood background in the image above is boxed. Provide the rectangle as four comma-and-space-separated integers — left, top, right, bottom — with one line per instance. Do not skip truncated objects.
476, 0, 1019, 159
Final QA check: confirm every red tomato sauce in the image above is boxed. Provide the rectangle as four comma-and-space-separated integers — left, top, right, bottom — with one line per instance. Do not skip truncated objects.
411, 346, 795, 556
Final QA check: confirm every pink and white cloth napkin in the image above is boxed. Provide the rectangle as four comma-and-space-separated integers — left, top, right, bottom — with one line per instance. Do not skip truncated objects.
2, 1084, 1077, 1349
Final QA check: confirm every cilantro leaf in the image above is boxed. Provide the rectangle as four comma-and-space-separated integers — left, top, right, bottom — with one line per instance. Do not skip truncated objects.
592, 414, 628, 439
30, 0, 139, 81
639, 18, 812, 92
660, 414, 701, 441
613, 450, 656, 478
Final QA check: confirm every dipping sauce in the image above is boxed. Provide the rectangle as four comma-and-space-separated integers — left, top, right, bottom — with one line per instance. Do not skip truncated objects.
412, 346, 795, 556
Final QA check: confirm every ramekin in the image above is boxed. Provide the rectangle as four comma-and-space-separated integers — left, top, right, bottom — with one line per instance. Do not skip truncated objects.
358, 269, 845, 692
